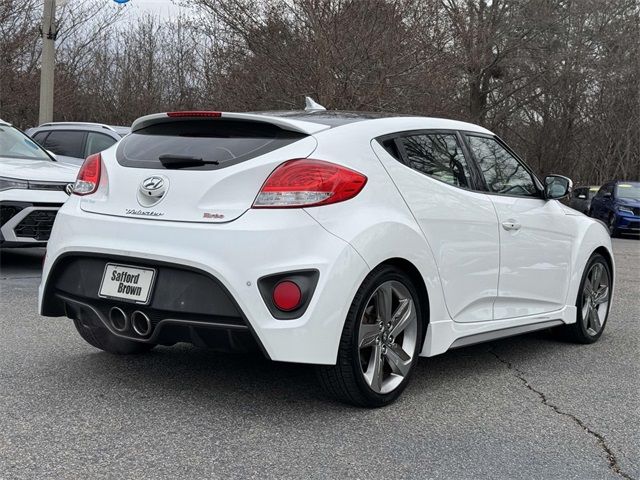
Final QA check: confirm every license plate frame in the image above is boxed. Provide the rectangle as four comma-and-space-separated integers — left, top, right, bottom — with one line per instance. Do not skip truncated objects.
98, 263, 156, 305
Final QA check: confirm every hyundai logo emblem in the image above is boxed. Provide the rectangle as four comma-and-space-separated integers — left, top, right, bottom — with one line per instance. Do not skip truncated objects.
138, 175, 169, 207
143, 176, 164, 190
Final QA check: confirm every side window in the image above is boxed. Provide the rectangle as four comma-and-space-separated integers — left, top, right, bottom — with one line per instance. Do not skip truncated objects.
42, 130, 86, 158
32, 131, 48, 145
466, 135, 538, 197
596, 185, 611, 198
86, 132, 116, 156
605, 185, 614, 197
397, 133, 472, 188
381, 138, 401, 160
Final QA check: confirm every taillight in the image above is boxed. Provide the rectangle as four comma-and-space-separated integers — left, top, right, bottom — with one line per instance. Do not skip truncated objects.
252, 159, 367, 208
73, 153, 102, 196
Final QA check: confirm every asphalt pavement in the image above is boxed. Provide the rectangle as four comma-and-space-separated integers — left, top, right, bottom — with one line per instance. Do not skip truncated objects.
0, 239, 638, 480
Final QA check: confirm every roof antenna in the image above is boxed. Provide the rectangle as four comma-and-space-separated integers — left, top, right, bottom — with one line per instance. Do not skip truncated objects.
304, 96, 326, 112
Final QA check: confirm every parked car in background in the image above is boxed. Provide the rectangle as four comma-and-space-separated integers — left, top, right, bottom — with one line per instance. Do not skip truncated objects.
0, 119, 77, 247
39, 107, 614, 407
26, 122, 130, 166
589, 181, 640, 237
568, 185, 600, 214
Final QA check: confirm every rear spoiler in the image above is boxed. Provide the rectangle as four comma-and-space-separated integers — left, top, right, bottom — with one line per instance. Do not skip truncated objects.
130, 111, 331, 136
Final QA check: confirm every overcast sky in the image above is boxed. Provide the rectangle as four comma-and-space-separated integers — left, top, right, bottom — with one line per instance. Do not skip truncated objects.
116, 0, 187, 18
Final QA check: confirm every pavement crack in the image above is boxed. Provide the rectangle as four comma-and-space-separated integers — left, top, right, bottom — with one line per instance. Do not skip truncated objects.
489, 350, 635, 480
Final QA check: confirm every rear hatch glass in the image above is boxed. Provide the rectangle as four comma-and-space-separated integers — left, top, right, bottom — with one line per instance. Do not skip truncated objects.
81, 118, 317, 223
117, 119, 306, 170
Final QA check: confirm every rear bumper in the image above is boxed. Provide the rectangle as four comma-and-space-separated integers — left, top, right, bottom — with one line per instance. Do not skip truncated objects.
39, 199, 370, 364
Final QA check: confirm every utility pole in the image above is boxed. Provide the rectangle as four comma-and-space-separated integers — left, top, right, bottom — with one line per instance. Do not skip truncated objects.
38, 0, 56, 125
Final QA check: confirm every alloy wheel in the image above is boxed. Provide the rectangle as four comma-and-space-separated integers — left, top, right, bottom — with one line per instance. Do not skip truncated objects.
581, 262, 610, 336
358, 280, 418, 394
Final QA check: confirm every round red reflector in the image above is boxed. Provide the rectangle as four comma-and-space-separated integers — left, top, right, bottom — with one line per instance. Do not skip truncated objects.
272, 281, 302, 312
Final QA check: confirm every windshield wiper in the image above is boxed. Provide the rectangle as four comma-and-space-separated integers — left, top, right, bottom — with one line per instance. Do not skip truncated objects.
158, 154, 219, 169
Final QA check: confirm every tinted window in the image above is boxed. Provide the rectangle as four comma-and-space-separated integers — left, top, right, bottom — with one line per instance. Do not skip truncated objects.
32, 131, 48, 144
118, 119, 306, 170
86, 132, 116, 156
0, 125, 51, 161
43, 130, 86, 158
381, 138, 401, 160
467, 135, 538, 197
397, 133, 471, 188
596, 184, 613, 197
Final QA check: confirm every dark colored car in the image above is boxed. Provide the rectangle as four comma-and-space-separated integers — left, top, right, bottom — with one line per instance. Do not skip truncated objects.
568, 185, 600, 214
589, 181, 640, 237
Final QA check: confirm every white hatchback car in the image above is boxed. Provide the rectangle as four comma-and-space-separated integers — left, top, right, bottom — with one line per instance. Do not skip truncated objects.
0, 119, 77, 247
39, 108, 613, 407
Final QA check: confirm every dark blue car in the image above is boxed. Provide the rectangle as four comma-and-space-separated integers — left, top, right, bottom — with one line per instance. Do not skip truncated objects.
589, 180, 640, 237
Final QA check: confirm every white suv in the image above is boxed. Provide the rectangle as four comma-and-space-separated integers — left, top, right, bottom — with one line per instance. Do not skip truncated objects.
39, 108, 613, 407
0, 119, 77, 247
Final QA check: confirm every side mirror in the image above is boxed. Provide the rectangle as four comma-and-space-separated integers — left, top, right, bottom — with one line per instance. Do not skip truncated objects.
544, 175, 572, 200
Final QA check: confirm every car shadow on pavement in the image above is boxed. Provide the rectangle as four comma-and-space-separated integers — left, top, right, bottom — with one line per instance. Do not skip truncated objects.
66, 329, 562, 411
0, 247, 45, 278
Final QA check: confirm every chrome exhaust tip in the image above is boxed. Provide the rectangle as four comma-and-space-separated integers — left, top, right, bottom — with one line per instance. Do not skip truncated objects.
131, 310, 152, 337
109, 307, 129, 332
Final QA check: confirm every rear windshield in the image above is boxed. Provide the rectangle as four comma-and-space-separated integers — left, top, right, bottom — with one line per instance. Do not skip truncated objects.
117, 119, 306, 170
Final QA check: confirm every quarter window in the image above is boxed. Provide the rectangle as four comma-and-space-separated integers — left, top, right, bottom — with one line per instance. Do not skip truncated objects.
32, 131, 48, 144
397, 133, 471, 188
467, 135, 538, 197
86, 132, 116, 156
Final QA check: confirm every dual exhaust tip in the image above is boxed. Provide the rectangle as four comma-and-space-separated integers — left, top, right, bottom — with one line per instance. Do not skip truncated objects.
108, 307, 152, 337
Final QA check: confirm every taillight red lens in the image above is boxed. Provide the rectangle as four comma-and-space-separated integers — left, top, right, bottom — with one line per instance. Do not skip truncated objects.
166, 111, 222, 118
252, 159, 367, 208
272, 281, 302, 311
73, 153, 102, 196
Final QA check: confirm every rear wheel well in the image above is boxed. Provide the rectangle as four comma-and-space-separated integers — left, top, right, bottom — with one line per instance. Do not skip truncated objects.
376, 258, 430, 342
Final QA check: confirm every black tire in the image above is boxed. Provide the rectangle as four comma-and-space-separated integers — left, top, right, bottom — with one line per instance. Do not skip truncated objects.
316, 265, 424, 408
561, 253, 612, 344
73, 314, 155, 355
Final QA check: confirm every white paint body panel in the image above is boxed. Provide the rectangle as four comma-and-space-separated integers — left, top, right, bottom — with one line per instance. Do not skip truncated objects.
489, 196, 574, 319
39, 113, 614, 364
371, 142, 500, 323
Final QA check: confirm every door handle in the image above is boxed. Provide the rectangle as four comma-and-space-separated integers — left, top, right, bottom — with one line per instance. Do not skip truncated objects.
502, 220, 521, 231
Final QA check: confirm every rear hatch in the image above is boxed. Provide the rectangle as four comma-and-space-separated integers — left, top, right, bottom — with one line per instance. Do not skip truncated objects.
80, 113, 327, 223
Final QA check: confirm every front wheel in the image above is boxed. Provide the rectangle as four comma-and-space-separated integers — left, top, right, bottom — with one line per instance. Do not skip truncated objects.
561, 253, 611, 344
317, 266, 423, 407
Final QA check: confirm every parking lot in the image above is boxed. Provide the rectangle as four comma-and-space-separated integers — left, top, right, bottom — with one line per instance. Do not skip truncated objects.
0, 239, 637, 480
